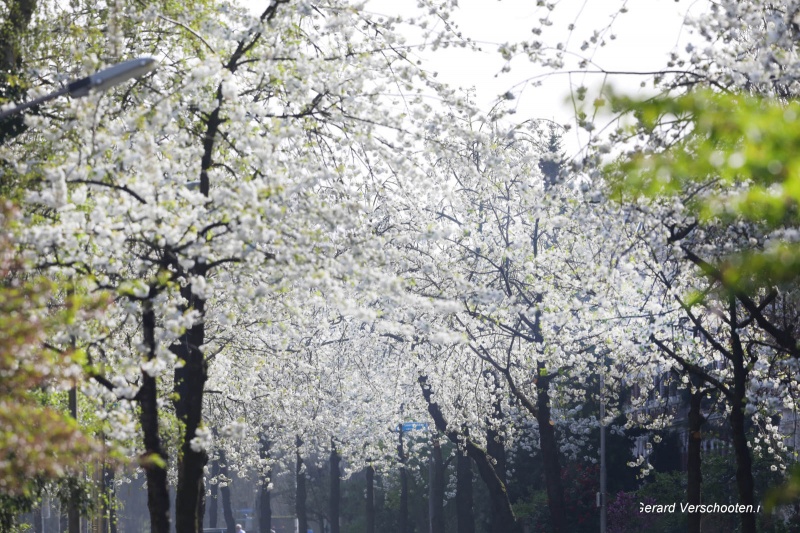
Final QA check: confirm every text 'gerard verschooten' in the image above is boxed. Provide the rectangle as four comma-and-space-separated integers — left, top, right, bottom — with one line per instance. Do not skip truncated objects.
639, 503, 762, 514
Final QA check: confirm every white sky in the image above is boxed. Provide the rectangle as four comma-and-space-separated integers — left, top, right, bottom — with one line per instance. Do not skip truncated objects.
243, 0, 706, 156
419, 0, 704, 155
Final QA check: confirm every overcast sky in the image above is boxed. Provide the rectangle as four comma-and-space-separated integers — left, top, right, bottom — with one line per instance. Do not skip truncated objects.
418, 0, 702, 154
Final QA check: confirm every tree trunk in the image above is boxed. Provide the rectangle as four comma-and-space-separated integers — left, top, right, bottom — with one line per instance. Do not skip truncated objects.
687, 388, 706, 533
209, 460, 220, 528
140, 386, 170, 531
257, 438, 272, 533
68, 387, 81, 533
456, 450, 475, 533
296, 440, 308, 533
468, 442, 520, 533
398, 431, 408, 533
730, 397, 756, 533
330, 442, 341, 533
33, 504, 42, 533
419, 375, 521, 533
729, 295, 756, 533
172, 74, 226, 533
536, 367, 567, 533
397, 425, 408, 533
219, 453, 236, 533
729, 297, 756, 533
399, 466, 408, 533
486, 394, 507, 486
485, 425, 506, 484
488, 306, 566, 533
198, 479, 206, 532
429, 439, 445, 533
366, 465, 376, 533
258, 472, 272, 533
172, 281, 208, 533
140, 298, 171, 533
485, 411, 509, 533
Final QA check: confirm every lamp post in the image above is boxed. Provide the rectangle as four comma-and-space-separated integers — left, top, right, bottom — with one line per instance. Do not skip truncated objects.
0, 56, 157, 119
600, 367, 607, 533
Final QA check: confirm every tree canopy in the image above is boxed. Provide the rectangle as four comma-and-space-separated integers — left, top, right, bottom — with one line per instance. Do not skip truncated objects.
3, 1, 800, 533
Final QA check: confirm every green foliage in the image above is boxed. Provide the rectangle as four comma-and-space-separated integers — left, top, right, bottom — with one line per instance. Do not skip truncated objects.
0, 0, 36, 146
512, 489, 551, 531
607, 89, 800, 287
0, 480, 41, 532
766, 464, 800, 511
0, 201, 108, 528
636, 471, 687, 532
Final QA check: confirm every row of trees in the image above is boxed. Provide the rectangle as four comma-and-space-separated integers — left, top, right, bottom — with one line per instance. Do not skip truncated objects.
4, 1, 800, 533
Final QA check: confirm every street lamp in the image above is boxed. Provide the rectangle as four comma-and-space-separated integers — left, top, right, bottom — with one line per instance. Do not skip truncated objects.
0, 56, 157, 120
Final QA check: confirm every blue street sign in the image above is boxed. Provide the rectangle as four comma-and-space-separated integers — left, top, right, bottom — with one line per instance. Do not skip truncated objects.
401, 422, 429, 432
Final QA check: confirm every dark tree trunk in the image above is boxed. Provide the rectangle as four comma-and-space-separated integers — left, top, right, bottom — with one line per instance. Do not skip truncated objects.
456, 450, 475, 533
219, 454, 236, 533
651, 295, 758, 533
33, 505, 42, 533
172, 281, 208, 533
486, 303, 566, 533
729, 297, 756, 533
398, 431, 408, 533
485, 424, 509, 530
430, 439, 445, 533
140, 298, 171, 533
67, 491, 80, 532
258, 472, 272, 533
68, 386, 81, 533
330, 442, 341, 533
171, 62, 231, 533
731, 395, 756, 532
198, 479, 206, 531
258, 438, 272, 533
296, 440, 308, 533
419, 375, 521, 533
536, 367, 567, 533
366, 465, 376, 533
485, 424, 506, 484
486, 385, 507, 486
209, 460, 220, 528
687, 388, 706, 533
467, 440, 520, 533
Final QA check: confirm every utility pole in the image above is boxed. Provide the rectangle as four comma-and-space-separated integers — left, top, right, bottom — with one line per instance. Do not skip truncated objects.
68, 280, 80, 533
68, 386, 80, 533
599, 368, 607, 533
